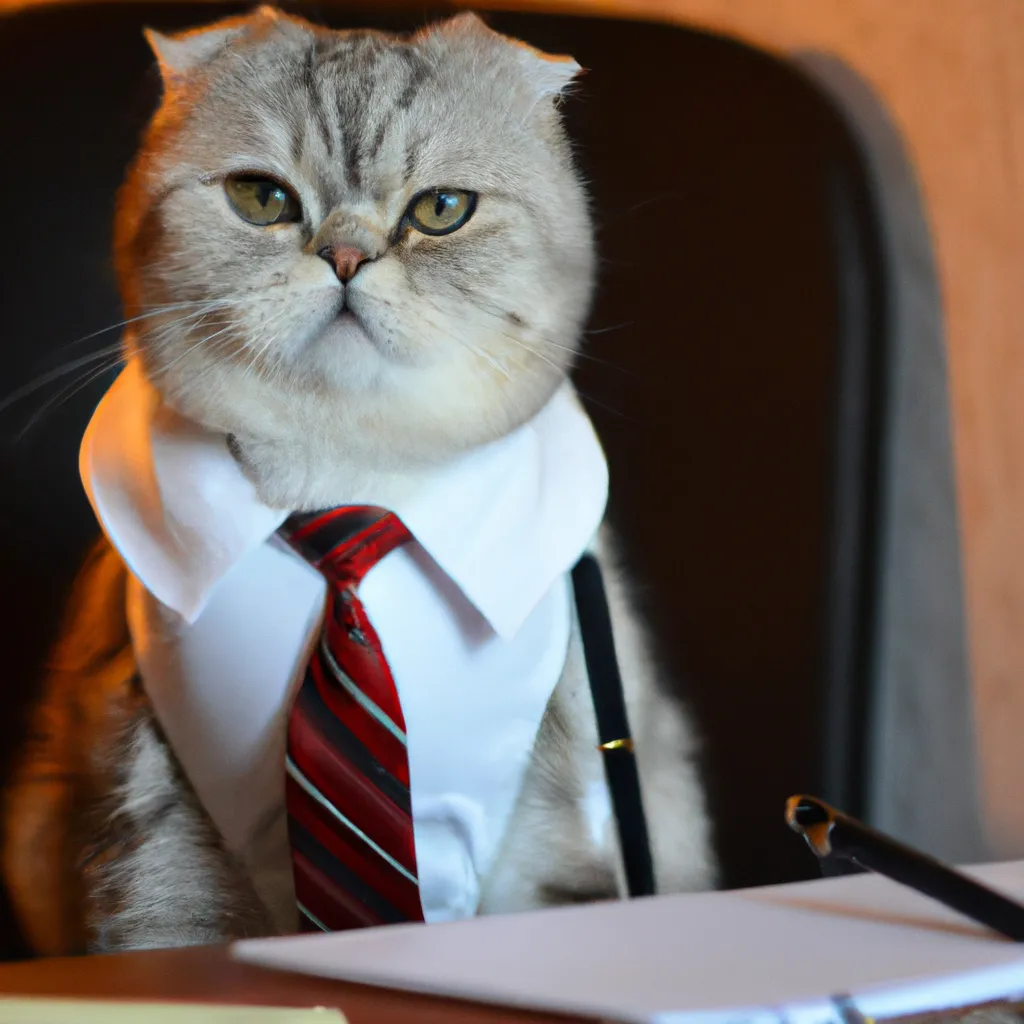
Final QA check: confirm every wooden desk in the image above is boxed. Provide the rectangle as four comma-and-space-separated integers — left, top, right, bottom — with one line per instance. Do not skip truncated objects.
0, 946, 568, 1023
0, 945, 1018, 1024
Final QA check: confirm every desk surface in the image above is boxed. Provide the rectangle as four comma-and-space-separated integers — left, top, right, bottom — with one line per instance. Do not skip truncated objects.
0, 946, 568, 1024
0, 945, 1013, 1024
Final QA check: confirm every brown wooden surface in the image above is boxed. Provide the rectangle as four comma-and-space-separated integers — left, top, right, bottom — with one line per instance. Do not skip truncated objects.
0, 946, 569, 1023
0, 945, 1018, 1024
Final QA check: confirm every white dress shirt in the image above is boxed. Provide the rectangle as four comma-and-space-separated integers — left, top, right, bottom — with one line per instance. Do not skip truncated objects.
80, 359, 608, 926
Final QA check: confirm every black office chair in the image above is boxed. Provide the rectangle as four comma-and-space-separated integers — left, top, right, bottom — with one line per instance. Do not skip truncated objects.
0, 0, 890, 958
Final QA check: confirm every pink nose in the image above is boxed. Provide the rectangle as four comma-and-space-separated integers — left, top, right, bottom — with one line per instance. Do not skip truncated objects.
317, 244, 367, 283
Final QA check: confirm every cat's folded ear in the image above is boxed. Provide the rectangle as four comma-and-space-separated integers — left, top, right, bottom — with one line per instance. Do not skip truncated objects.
427, 12, 584, 100
144, 6, 291, 84
512, 41, 584, 101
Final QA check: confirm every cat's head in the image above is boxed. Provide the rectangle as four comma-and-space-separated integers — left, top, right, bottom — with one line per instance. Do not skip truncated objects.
116, 6, 593, 482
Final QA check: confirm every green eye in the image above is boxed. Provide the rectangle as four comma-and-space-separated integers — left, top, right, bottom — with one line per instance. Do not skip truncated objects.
406, 189, 477, 236
224, 175, 302, 226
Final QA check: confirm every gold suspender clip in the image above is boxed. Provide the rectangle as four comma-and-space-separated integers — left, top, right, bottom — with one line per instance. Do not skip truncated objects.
597, 737, 635, 753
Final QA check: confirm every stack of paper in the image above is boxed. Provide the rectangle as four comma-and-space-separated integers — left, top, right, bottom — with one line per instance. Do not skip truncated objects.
233, 861, 1024, 1023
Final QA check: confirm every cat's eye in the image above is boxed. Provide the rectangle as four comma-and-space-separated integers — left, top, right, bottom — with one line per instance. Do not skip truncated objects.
406, 189, 477, 236
224, 175, 302, 226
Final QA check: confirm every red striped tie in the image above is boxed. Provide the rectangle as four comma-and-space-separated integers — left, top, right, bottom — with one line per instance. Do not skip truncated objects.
280, 506, 425, 932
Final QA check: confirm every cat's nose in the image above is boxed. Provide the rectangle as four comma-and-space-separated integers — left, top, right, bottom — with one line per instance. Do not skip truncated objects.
317, 244, 368, 283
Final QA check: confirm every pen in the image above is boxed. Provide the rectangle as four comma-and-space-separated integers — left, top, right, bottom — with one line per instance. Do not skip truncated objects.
785, 794, 1024, 941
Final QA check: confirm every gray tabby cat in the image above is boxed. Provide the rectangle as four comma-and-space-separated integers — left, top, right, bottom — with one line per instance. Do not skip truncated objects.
1, 6, 716, 954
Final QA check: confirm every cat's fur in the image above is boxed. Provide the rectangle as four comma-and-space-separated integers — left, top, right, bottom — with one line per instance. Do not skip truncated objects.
1, 7, 716, 955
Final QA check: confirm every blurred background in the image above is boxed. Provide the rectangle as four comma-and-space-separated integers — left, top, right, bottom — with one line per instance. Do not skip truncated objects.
0, 0, 1015, 959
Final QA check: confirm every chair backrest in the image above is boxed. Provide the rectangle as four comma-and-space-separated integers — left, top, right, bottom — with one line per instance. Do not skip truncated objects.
0, 1, 891, 952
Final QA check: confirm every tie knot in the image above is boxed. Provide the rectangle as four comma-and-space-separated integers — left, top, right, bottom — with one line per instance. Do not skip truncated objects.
280, 506, 412, 584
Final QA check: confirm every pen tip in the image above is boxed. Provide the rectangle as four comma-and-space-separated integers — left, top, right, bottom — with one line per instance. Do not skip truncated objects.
785, 794, 835, 857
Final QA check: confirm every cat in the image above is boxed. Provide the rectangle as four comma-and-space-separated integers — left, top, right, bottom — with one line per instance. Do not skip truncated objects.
1, 6, 716, 955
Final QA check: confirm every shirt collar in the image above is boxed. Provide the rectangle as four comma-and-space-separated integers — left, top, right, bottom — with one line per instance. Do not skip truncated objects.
81, 359, 608, 639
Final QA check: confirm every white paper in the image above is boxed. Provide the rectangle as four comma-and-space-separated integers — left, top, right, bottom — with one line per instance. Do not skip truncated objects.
232, 860, 1024, 1023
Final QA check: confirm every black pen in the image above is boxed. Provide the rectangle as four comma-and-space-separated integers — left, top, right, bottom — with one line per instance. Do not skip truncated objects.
785, 794, 1024, 941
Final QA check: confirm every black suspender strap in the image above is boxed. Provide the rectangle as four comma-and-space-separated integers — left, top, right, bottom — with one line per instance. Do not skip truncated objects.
571, 553, 656, 899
